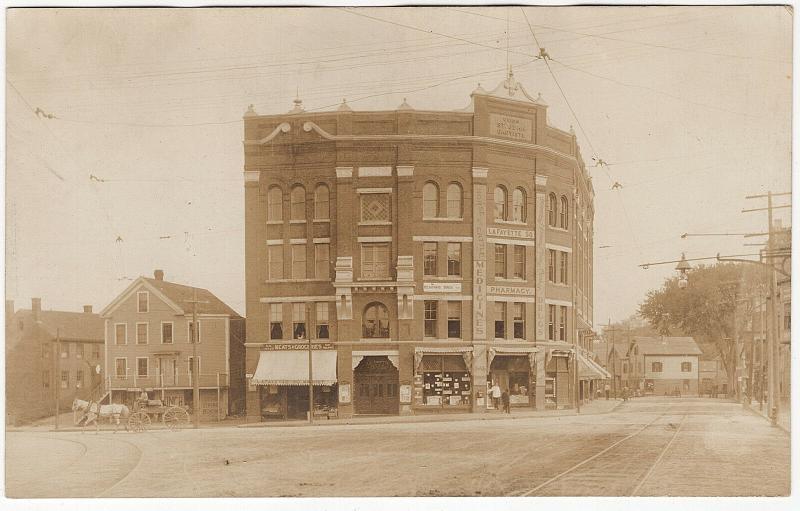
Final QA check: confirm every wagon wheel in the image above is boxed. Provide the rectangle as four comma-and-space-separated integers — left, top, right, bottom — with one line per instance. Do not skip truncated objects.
127, 411, 151, 432
163, 406, 191, 430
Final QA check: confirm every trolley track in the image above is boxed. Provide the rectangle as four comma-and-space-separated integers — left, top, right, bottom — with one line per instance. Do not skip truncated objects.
511, 407, 687, 496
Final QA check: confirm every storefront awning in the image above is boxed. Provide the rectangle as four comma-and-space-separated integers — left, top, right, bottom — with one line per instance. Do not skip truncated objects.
578, 353, 608, 380
414, 346, 473, 372
251, 350, 337, 386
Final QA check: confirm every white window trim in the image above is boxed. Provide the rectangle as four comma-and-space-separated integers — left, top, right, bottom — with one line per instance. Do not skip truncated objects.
357, 187, 393, 194
358, 236, 393, 243
136, 356, 149, 378
424, 217, 463, 222
546, 243, 573, 253
266, 239, 283, 246
413, 236, 473, 242
358, 167, 392, 177
266, 220, 284, 225
161, 321, 174, 344
313, 238, 331, 244
137, 291, 149, 313
115, 357, 128, 378
114, 323, 127, 345
545, 299, 573, 307
289, 238, 308, 245
187, 320, 202, 344
135, 322, 149, 345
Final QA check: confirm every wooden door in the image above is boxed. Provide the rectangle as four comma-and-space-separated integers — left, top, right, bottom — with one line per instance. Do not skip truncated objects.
353, 356, 399, 415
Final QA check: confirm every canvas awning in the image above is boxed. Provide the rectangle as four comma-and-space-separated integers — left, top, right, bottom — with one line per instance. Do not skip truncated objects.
578, 353, 607, 380
251, 350, 337, 386
488, 345, 539, 368
414, 346, 473, 371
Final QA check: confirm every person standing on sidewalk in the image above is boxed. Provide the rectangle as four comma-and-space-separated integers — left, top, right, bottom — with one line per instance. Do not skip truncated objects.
604, 382, 611, 400
490, 382, 501, 410
501, 389, 511, 414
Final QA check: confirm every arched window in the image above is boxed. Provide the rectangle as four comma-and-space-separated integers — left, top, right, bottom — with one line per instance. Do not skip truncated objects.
362, 302, 390, 338
512, 188, 526, 222
267, 186, 283, 222
560, 196, 569, 229
548, 193, 557, 227
423, 182, 439, 218
290, 185, 306, 221
494, 186, 508, 221
446, 183, 463, 218
314, 184, 330, 220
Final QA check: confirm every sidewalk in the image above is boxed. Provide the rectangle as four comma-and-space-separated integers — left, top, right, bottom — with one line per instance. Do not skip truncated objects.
238, 397, 624, 429
743, 398, 791, 433
7, 410, 247, 433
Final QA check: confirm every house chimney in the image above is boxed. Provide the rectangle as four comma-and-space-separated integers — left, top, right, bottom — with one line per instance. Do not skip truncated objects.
154, 269, 164, 281
83, 305, 93, 314
31, 297, 41, 320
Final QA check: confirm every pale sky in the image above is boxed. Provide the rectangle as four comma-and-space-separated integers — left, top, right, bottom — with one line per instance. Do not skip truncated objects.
5, 6, 793, 324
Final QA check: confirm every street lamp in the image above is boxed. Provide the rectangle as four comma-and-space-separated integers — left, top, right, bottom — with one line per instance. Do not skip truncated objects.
676, 253, 691, 289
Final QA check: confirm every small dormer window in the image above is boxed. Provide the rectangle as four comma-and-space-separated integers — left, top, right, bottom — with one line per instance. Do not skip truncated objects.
137, 291, 149, 313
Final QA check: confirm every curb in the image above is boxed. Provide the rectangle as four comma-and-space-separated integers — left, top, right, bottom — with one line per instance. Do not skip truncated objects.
743, 404, 790, 434
236, 399, 626, 429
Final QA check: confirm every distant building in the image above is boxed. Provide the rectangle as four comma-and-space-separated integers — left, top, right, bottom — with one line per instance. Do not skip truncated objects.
626, 336, 702, 395
5, 298, 104, 425
243, 71, 597, 420
100, 270, 246, 420
699, 357, 727, 396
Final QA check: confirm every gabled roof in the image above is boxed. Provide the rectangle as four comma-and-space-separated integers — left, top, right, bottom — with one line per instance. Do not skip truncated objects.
12, 309, 104, 342
631, 336, 702, 356
100, 276, 241, 318
142, 278, 241, 317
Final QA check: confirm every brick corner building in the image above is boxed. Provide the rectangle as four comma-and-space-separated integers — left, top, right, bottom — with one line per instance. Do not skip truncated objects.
243, 71, 597, 421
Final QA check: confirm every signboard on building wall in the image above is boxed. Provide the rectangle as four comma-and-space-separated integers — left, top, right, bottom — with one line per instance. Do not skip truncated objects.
423, 282, 462, 293
262, 342, 334, 351
486, 227, 535, 239
338, 383, 351, 404
399, 384, 412, 403
487, 285, 535, 296
489, 113, 533, 141
473, 181, 488, 340
535, 190, 547, 339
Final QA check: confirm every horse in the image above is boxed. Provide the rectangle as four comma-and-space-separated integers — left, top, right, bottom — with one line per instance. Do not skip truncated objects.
72, 398, 130, 433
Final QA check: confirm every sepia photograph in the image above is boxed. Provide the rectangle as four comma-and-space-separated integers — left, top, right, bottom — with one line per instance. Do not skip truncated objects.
2, 2, 796, 508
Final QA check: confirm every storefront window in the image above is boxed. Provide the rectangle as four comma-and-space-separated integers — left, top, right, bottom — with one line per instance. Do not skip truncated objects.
421, 355, 471, 407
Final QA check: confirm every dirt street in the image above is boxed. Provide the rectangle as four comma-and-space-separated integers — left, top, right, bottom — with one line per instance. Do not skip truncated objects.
5, 397, 789, 497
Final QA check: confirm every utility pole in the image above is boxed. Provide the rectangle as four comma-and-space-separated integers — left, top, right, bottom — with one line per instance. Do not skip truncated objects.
307, 303, 314, 424
184, 290, 209, 429
602, 319, 622, 399
743, 190, 790, 426
55, 329, 60, 430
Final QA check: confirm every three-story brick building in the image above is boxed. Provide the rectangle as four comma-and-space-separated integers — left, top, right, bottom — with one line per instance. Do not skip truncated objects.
243, 71, 596, 420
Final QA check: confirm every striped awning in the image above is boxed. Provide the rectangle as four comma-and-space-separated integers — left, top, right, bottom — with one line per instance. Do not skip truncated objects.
578, 353, 608, 380
251, 350, 337, 386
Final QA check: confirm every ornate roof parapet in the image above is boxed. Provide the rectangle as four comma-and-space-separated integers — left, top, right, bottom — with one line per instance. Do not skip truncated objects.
485, 67, 544, 105
243, 104, 258, 117
337, 98, 353, 112
397, 97, 414, 111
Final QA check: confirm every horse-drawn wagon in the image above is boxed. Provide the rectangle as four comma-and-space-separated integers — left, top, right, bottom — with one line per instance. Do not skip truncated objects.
127, 399, 191, 432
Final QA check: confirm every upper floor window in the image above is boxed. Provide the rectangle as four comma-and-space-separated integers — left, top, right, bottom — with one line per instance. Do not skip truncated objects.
424, 300, 438, 338
316, 303, 330, 339
548, 193, 557, 227
291, 245, 307, 279
270, 304, 283, 340
560, 196, 569, 229
513, 245, 525, 279
76, 343, 84, 359
188, 320, 202, 344
512, 188, 526, 222
268, 245, 283, 280
423, 242, 438, 277
559, 306, 567, 341
361, 193, 391, 223
494, 186, 508, 221
547, 305, 555, 341
447, 243, 461, 277
681, 362, 692, 372
547, 249, 556, 282
447, 301, 462, 338
494, 302, 507, 339
292, 303, 307, 339
446, 183, 463, 218
290, 185, 306, 220
137, 291, 149, 313
513, 302, 525, 339
115, 324, 127, 345
423, 182, 439, 218
652, 362, 663, 372
314, 184, 330, 220
361, 243, 390, 279
559, 252, 569, 284
363, 302, 389, 338
161, 322, 174, 344
495, 244, 507, 278
267, 186, 283, 221
315, 244, 330, 280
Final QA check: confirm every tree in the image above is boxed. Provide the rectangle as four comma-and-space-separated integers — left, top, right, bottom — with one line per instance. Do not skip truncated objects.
638, 262, 764, 394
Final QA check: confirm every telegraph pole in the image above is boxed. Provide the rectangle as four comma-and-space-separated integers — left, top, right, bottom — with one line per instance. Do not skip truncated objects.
184, 290, 209, 429
307, 303, 314, 424
743, 190, 790, 426
55, 328, 60, 430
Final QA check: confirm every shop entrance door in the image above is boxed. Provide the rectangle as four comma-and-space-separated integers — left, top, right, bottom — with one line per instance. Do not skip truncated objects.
353, 356, 399, 415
